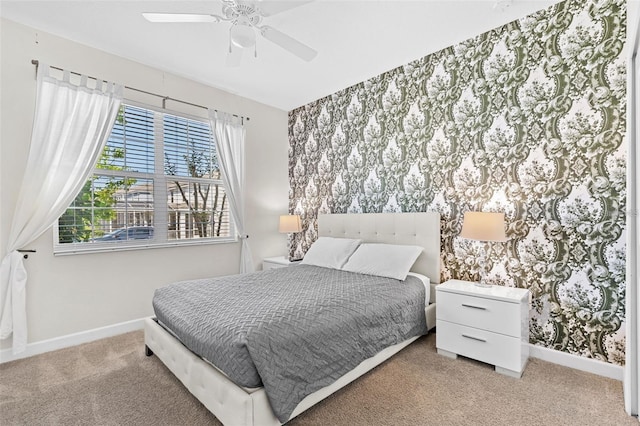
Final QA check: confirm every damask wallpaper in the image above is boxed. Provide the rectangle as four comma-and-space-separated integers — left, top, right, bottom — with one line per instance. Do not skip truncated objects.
287, 0, 627, 364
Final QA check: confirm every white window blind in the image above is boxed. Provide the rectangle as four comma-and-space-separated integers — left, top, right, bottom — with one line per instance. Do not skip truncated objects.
55, 103, 234, 254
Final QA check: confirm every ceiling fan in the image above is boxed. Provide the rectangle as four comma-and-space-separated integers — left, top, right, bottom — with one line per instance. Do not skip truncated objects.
143, 0, 317, 67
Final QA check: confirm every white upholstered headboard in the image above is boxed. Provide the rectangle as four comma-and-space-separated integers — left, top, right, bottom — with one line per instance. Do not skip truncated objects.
317, 212, 441, 284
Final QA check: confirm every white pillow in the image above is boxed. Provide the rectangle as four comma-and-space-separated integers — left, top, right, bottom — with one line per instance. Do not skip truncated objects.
341, 243, 423, 280
300, 237, 362, 269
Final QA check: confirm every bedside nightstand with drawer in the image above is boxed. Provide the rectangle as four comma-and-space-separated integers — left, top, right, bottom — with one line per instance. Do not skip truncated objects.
436, 279, 530, 378
262, 256, 299, 270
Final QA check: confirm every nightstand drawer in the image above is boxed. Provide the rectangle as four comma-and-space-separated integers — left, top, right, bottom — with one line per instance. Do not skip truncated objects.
436, 320, 523, 372
437, 290, 522, 337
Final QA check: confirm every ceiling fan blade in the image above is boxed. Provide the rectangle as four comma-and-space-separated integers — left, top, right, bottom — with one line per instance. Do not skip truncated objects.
255, 0, 313, 17
226, 46, 243, 67
260, 26, 317, 61
142, 13, 220, 23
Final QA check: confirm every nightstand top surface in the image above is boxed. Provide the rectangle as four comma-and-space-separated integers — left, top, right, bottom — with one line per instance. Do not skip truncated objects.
437, 279, 529, 303
263, 256, 299, 265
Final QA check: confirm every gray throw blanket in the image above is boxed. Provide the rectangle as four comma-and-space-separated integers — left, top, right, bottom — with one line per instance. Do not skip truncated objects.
152, 264, 427, 422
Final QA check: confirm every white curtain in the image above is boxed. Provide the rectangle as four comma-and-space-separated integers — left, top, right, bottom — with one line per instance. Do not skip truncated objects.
209, 110, 254, 274
0, 64, 123, 354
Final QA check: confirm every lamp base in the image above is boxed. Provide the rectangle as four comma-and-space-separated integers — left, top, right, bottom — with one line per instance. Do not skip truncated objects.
474, 280, 492, 288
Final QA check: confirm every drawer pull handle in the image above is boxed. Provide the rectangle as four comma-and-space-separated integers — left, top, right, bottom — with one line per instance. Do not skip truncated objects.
461, 303, 487, 310
462, 334, 487, 343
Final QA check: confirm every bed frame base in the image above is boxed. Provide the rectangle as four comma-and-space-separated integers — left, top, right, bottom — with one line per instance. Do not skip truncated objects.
145, 317, 428, 425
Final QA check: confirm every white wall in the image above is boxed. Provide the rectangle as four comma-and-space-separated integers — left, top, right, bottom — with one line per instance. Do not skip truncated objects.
0, 18, 290, 348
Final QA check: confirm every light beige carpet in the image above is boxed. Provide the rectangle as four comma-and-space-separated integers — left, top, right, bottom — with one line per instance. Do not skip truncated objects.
0, 331, 635, 425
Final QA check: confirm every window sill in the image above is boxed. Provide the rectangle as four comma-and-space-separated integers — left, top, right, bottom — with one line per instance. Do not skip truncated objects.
53, 237, 238, 256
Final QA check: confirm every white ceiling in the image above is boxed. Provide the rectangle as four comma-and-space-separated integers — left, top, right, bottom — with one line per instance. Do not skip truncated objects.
0, 0, 560, 111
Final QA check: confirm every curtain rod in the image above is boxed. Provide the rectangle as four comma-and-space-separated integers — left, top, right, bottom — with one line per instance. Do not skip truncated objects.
31, 60, 249, 122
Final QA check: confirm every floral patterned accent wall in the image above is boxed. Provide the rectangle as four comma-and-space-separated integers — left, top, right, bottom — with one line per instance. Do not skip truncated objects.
288, 0, 627, 364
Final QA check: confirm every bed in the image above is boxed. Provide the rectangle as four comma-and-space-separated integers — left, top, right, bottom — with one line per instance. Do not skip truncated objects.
144, 212, 441, 425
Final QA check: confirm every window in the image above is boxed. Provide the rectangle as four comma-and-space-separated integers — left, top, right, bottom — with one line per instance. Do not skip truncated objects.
55, 103, 234, 253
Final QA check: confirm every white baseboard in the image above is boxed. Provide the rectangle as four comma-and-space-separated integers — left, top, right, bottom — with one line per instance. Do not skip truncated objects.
0, 317, 146, 364
529, 343, 624, 381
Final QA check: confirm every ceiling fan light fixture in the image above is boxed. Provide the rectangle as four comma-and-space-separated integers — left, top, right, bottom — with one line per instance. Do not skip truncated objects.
142, 2, 317, 61
230, 23, 256, 48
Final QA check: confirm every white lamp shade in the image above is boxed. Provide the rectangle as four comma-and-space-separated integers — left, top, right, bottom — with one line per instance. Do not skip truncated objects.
460, 211, 507, 242
279, 214, 302, 233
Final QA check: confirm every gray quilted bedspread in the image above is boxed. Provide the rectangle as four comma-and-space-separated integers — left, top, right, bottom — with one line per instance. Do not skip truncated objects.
152, 264, 427, 423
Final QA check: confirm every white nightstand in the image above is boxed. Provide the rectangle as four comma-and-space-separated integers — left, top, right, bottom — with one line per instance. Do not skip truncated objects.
262, 256, 300, 270
436, 279, 530, 378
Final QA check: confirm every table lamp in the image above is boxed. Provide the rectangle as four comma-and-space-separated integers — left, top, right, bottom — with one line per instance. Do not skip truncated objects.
460, 211, 507, 287
279, 214, 302, 261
